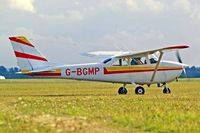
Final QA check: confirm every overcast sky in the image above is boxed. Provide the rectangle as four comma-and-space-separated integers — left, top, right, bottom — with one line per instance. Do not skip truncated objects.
0, 0, 200, 67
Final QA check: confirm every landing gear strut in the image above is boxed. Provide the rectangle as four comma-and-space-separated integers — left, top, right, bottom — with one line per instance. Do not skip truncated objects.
163, 84, 171, 94
135, 86, 145, 95
118, 84, 128, 95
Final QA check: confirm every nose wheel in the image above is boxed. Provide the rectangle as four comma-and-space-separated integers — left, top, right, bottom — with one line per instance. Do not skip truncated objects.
163, 83, 171, 94
163, 87, 171, 94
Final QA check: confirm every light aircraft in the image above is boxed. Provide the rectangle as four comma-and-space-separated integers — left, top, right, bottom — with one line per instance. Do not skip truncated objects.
9, 36, 189, 95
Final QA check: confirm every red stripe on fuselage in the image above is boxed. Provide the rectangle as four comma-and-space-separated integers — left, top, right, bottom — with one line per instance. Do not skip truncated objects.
104, 67, 183, 74
25, 72, 61, 77
14, 51, 48, 62
9, 37, 34, 47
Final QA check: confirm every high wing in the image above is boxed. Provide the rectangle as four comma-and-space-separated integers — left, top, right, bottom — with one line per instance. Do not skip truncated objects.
115, 45, 189, 58
82, 45, 189, 58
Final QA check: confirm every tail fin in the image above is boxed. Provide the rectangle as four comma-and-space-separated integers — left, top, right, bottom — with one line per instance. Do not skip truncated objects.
9, 36, 50, 72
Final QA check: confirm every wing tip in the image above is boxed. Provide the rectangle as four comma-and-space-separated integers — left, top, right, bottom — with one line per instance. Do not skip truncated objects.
166, 45, 190, 50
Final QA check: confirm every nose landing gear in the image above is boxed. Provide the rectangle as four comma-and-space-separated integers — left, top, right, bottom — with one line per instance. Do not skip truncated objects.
163, 87, 171, 94
163, 83, 171, 94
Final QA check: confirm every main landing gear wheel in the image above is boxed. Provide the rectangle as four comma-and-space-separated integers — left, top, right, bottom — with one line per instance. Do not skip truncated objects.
118, 87, 128, 95
163, 87, 171, 94
135, 86, 145, 95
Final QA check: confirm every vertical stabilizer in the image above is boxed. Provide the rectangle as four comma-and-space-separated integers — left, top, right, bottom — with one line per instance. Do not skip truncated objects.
9, 36, 49, 72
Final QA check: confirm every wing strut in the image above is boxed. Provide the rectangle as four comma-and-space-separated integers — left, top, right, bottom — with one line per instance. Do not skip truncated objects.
150, 51, 163, 82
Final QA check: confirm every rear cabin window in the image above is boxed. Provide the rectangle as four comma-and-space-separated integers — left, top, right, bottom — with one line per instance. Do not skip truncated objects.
112, 59, 128, 66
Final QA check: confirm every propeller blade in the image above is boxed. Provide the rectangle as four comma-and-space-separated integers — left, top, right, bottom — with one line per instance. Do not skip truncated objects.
176, 50, 183, 63
176, 50, 188, 78
183, 68, 187, 78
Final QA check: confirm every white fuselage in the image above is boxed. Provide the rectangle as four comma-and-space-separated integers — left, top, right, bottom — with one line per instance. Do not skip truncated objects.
40, 60, 183, 85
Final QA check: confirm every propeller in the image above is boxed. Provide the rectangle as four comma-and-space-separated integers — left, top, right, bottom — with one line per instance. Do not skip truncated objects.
176, 50, 183, 63
176, 50, 187, 78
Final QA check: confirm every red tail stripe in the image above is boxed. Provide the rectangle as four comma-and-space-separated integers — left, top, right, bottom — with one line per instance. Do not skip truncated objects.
9, 37, 34, 47
14, 51, 48, 62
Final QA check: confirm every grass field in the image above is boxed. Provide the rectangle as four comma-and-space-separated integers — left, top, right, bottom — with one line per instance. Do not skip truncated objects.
0, 79, 200, 133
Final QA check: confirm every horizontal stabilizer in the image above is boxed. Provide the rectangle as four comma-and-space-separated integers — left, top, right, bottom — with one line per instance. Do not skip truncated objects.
17, 66, 61, 74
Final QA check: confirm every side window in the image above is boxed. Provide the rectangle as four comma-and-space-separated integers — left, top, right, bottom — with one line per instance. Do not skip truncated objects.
112, 58, 128, 66
112, 59, 121, 66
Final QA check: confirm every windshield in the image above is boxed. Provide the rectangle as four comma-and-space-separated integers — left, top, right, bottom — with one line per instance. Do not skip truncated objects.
103, 58, 112, 64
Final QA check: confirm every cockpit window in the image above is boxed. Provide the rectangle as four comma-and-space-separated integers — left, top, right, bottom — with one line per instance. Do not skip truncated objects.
103, 58, 112, 64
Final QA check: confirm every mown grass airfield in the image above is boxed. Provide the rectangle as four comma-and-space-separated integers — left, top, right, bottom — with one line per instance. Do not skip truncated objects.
0, 79, 199, 133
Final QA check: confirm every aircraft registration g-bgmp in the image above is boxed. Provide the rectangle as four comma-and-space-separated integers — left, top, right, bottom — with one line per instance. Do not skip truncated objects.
9, 36, 190, 95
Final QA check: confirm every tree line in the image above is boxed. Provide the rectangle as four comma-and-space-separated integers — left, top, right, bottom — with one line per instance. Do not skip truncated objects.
0, 65, 200, 79
0, 66, 29, 79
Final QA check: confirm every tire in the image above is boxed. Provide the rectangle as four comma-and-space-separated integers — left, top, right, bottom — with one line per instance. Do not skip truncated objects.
168, 88, 171, 94
135, 86, 145, 95
118, 87, 128, 95
163, 87, 171, 94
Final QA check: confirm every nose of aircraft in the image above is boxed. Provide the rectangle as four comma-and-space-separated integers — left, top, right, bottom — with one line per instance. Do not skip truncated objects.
178, 63, 189, 69
168, 61, 189, 78
162, 61, 189, 68
178, 63, 189, 77
172, 62, 188, 77
162, 61, 188, 81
